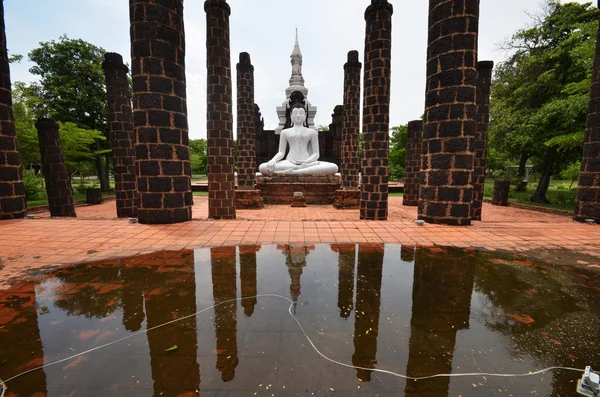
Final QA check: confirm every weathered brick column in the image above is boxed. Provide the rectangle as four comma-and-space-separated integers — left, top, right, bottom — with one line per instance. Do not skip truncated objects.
206, 0, 236, 219
102, 52, 137, 218
403, 120, 423, 206
236, 52, 256, 190
130, 0, 192, 224
575, 15, 600, 223
418, 0, 480, 226
0, 1, 26, 220
471, 61, 494, 220
360, 0, 393, 221
35, 118, 76, 217
341, 50, 362, 190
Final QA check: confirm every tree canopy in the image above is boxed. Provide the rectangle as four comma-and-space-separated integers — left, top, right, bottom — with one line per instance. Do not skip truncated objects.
489, 1, 600, 202
25, 35, 107, 131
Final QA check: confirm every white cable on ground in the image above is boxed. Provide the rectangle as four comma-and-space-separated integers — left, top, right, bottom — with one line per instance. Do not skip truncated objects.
1, 294, 585, 387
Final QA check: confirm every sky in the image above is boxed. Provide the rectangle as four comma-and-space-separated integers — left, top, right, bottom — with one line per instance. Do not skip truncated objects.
3, 0, 593, 140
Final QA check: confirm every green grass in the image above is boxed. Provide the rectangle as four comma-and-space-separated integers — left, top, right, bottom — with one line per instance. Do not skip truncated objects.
27, 191, 115, 208
483, 178, 577, 211
192, 191, 208, 196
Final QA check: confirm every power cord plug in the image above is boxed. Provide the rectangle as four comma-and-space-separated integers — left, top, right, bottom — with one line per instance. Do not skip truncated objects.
577, 366, 600, 396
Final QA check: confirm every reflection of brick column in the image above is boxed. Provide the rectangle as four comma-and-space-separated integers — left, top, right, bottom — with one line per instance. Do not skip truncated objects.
336, 244, 356, 319
239, 245, 260, 317
575, 17, 600, 223
0, 1, 26, 220
418, 0, 480, 226
102, 52, 137, 218
237, 52, 256, 190
130, 0, 192, 224
0, 284, 47, 395
352, 244, 384, 382
144, 253, 200, 394
404, 248, 475, 396
471, 61, 494, 221
360, 0, 393, 221
341, 51, 362, 190
206, 0, 236, 219
211, 247, 239, 382
35, 118, 76, 218
403, 120, 423, 206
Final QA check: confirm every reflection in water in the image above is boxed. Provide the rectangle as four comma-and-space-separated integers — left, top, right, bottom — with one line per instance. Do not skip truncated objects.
352, 244, 384, 382
211, 247, 239, 382
404, 248, 476, 396
0, 244, 599, 396
140, 251, 201, 395
333, 244, 356, 318
0, 283, 47, 395
120, 263, 146, 332
239, 246, 260, 317
278, 244, 314, 311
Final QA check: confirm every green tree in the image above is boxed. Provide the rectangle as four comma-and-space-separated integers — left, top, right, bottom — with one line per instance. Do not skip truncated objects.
389, 125, 408, 181
490, 1, 598, 203
189, 138, 207, 175
25, 35, 110, 190
27, 35, 107, 129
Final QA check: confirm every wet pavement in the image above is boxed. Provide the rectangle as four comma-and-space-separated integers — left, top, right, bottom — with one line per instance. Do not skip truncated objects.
1, 244, 599, 396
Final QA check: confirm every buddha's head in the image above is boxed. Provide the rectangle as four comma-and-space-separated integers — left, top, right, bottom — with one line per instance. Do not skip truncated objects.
291, 103, 307, 125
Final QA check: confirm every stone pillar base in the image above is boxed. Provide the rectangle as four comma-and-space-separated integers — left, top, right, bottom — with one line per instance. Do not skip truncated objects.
333, 189, 360, 209
291, 192, 307, 207
492, 180, 510, 206
256, 175, 341, 204
86, 188, 103, 205
235, 189, 264, 209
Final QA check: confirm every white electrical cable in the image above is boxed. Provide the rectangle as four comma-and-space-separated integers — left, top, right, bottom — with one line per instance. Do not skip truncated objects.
1, 294, 586, 388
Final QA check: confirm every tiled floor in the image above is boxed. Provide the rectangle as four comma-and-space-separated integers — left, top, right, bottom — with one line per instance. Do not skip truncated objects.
1, 196, 599, 288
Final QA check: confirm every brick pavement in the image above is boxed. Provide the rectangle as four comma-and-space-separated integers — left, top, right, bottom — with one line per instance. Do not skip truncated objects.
1, 196, 599, 288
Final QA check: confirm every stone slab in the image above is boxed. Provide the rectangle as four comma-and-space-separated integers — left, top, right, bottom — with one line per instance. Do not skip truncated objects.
256, 175, 341, 205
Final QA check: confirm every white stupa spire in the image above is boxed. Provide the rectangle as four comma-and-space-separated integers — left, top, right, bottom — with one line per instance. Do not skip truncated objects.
289, 28, 305, 87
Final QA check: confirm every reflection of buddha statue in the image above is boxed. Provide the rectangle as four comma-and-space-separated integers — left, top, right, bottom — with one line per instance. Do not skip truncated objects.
259, 104, 338, 176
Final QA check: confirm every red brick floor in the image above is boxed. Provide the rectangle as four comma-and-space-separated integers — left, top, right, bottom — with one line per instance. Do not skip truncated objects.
1, 196, 599, 288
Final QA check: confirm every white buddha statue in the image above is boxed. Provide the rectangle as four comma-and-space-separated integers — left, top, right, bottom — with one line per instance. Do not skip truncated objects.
259, 104, 339, 176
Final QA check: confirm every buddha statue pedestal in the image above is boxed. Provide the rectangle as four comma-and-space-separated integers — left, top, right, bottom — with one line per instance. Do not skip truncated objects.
333, 189, 360, 209
256, 175, 341, 205
235, 189, 264, 209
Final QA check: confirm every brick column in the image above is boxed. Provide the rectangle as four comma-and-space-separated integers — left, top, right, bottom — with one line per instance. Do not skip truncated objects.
130, 0, 192, 224
418, 0, 480, 226
236, 52, 256, 190
341, 51, 362, 190
206, 0, 236, 219
329, 105, 344, 166
102, 53, 137, 218
360, 0, 393, 221
471, 60, 494, 220
0, 1, 26, 220
35, 118, 76, 217
403, 120, 423, 206
575, 16, 600, 223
